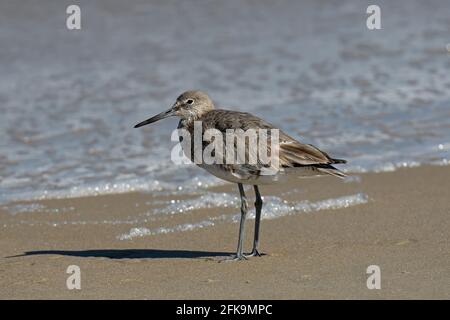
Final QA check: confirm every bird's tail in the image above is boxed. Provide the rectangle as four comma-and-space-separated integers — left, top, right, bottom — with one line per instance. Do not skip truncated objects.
331, 158, 347, 164
317, 165, 347, 179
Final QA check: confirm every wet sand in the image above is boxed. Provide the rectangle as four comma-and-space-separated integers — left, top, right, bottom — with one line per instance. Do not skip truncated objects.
0, 165, 449, 299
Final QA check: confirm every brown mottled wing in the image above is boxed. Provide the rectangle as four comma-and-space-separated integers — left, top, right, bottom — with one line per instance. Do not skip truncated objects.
278, 135, 332, 166
197, 109, 346, 179
200, 110, 275, 132
200, 109, 340, 166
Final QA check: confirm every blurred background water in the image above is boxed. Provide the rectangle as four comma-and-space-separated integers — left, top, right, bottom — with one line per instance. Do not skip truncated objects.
0, 0, 449, 204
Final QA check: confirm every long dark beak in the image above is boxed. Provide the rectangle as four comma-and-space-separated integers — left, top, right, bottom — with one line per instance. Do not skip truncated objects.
134, 108, 175, 128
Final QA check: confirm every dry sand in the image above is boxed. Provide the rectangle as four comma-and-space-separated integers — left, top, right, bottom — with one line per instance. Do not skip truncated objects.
0, 165, 449, 299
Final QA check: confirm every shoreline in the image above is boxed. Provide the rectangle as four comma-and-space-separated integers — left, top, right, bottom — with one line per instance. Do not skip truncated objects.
0, 165, 449, 299
2, 160, 448, 208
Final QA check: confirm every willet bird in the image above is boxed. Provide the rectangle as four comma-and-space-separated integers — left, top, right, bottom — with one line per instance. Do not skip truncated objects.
134, 90, 346, 260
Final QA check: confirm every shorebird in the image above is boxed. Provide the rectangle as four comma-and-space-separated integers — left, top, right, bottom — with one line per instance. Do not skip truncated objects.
134, 90, 346, 260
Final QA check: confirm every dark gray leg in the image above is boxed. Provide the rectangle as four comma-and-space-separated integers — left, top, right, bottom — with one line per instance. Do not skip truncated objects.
245, 185, 263, 257
219, 183, 249, 262
233, 183, 248, 260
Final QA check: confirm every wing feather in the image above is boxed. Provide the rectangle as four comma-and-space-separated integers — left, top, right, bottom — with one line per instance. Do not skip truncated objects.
195, 109, 346, 177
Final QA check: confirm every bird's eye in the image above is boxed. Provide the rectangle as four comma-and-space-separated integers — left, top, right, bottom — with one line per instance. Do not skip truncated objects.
186, 99, 194, 105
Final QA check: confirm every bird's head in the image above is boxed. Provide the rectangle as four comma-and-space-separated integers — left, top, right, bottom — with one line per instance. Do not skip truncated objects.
134, 90, 214, 128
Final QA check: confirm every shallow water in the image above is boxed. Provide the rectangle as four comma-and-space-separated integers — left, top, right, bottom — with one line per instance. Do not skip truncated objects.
0, 191, 369, 240
118, 192, 369, 240
0, 0, 449, 205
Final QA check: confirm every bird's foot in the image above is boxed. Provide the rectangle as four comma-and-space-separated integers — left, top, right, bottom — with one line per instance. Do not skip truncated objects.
244, 248, 263, 258
218, 254, 248, 263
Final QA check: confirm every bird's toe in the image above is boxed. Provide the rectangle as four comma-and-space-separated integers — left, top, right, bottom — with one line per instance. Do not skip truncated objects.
244, 249, 263, 258
218, 254, 248, 263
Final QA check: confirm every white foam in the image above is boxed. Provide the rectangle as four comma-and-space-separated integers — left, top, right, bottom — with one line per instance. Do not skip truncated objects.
118, 193, 368, 240
118, 220, 215, 240
228, 193, 369, 221
151, 192, 239, 216
4, 203, 75, 215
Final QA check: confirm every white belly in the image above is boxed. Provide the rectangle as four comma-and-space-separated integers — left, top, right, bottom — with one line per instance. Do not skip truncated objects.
198, 164, 325, 185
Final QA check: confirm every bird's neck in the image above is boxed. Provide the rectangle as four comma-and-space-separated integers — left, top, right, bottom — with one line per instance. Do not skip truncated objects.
181, 108, 213, 126
178, 117, 197, 130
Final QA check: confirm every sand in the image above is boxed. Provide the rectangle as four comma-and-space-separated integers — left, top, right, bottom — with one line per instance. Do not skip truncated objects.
0, 165, 449, 299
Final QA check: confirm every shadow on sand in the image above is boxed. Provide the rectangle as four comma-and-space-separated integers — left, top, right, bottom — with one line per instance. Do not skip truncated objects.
6, 249, 230, 260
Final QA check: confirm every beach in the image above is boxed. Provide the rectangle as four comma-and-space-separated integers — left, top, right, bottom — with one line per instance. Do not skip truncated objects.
1, 165, 449, 299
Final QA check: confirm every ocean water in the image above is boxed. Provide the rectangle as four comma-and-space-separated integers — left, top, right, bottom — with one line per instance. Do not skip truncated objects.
0, 0, 449, 209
